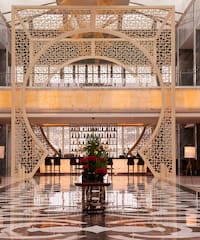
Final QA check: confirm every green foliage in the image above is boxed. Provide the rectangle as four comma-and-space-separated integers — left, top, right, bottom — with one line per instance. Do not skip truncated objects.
84, 134, 108, 161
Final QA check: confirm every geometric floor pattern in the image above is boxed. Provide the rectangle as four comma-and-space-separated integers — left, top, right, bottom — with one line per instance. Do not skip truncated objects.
0, 175, 200, 240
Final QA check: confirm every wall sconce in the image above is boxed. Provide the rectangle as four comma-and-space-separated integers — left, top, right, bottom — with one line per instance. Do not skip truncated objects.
184, 146, 195, 176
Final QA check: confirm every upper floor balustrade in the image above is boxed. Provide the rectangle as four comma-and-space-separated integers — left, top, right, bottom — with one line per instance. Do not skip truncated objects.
2, 62, 172, 87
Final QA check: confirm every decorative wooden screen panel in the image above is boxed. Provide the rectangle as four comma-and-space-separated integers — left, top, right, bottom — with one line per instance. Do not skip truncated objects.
12, 6, 175, 179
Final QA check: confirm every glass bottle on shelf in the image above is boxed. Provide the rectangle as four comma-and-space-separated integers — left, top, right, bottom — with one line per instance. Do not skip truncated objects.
69, 125, 117, 158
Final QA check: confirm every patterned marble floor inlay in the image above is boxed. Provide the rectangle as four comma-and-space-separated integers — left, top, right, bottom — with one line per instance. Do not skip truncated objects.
0, 175, 200, 239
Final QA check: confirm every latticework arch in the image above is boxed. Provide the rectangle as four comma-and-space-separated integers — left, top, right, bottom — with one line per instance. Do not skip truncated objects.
12, 5, 175, 179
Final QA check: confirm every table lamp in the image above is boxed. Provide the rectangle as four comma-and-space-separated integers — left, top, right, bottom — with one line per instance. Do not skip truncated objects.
184, 146, 195, 176
0, 146, 4, 159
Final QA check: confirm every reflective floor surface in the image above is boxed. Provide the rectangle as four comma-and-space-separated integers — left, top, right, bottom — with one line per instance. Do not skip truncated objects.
0, 174, 200, 240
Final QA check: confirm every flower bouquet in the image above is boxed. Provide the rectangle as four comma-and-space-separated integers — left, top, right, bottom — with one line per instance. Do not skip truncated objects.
79, 134, 108, 182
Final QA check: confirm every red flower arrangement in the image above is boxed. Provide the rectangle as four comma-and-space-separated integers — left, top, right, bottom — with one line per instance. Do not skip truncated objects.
80, 155, 107, 173
95, 168, 107, 174
80, 135, 108, 182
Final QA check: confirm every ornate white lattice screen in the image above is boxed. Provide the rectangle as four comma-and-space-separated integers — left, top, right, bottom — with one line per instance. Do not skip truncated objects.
12, 6, 175, 179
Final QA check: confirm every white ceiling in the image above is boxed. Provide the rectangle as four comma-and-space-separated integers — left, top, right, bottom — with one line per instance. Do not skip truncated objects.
0, 0, 192, 23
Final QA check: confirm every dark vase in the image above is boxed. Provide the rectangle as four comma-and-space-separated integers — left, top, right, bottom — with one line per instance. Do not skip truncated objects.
96, 174, 104, 183
82, 172, 88, 182
82, 172, 104, 182
87, 172, 96, 182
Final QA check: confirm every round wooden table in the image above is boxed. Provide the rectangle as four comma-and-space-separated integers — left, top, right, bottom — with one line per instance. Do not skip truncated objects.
75, 182, 111, 213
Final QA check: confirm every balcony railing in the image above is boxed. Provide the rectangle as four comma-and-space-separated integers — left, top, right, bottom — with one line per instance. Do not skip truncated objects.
0, 71, 172, 88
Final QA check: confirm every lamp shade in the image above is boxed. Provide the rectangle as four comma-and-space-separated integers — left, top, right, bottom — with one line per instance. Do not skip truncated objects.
184, 146, 195, 159
0, 146, 5, 159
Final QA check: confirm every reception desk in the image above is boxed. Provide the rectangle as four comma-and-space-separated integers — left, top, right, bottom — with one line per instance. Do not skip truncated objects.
112, 158, 147, 174
40, 157, 71, 174
39, 157, 147, 174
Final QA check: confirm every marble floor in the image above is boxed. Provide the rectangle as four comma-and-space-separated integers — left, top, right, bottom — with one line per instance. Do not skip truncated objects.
0, 174, 200, 239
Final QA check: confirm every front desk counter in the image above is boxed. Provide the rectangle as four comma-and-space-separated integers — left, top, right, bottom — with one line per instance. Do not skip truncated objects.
112, 158, 147, 174
40, 157, 90, 174
40, 157, 147, 174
